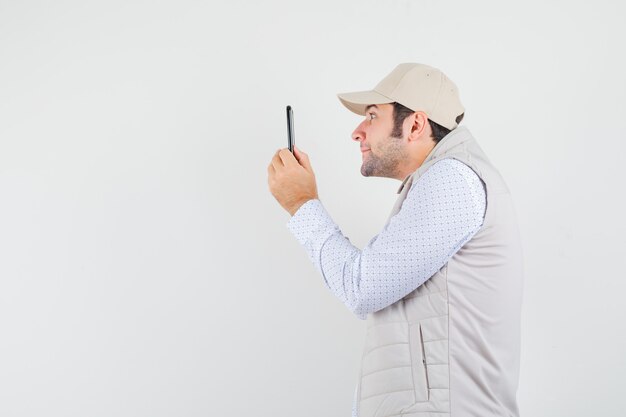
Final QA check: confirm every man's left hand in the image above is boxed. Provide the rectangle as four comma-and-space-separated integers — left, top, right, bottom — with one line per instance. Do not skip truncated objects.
267, 146, 319, 216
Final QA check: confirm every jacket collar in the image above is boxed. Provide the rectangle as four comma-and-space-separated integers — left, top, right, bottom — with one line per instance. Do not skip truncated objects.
396, 126, 474, 194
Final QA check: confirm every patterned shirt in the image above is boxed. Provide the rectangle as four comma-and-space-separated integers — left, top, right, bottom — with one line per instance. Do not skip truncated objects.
285, 158, 486, 416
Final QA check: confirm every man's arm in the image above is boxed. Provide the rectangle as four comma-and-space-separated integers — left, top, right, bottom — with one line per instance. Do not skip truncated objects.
287, 158, 486, 320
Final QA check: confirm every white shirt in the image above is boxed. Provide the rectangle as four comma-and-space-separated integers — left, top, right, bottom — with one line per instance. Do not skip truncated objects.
285, 158, 486, 416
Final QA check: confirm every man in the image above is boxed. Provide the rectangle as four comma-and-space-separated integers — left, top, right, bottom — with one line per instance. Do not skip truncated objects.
267, 63, 524, 417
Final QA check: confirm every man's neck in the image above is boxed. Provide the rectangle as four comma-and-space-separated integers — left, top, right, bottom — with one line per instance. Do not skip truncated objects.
395, 142, 437, 181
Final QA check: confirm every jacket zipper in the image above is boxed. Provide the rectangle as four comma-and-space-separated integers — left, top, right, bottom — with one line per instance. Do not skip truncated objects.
419, 324, 430, 392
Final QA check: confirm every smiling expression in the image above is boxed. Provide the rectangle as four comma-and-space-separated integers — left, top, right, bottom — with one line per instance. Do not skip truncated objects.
351, 103, 409, 179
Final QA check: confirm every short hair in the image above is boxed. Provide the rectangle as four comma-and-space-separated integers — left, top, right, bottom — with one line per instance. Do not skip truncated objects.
392, 102, 464, 143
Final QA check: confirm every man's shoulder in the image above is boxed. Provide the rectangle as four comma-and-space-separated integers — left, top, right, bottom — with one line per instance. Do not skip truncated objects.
410, 158, 486, 216
421, 158, 482, 185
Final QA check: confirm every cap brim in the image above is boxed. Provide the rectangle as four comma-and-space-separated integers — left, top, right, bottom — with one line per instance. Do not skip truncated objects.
337, 90, 393, 116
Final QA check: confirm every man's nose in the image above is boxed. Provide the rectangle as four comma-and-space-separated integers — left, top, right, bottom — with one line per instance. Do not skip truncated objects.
352, 125, 365, 142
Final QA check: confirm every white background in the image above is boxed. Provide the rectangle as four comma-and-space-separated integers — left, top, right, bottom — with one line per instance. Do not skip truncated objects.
1, 0, 625, 416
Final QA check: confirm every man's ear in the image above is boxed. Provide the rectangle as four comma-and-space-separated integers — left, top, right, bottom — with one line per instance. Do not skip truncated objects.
408, 111, 429, 141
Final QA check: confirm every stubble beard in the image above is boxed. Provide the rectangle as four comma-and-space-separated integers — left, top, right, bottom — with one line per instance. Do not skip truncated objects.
361, 135, 406, 179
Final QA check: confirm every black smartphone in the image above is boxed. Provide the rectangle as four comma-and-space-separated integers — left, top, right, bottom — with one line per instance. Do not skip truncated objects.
286, 105, 295, 153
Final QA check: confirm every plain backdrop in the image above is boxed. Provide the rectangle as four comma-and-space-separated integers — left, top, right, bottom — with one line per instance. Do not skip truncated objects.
1, 0, 625, 416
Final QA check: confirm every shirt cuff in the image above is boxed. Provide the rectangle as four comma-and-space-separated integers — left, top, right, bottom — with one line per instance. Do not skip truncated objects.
286, 199, 337, 246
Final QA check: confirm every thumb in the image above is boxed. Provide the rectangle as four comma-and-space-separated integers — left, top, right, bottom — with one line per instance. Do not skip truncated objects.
294, 146, 312, 171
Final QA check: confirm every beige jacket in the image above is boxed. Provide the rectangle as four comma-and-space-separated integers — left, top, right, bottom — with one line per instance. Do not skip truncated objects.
355, 126, 524, 417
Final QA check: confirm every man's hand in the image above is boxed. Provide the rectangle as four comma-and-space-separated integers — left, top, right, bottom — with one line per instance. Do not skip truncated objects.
267, 146, 319, 216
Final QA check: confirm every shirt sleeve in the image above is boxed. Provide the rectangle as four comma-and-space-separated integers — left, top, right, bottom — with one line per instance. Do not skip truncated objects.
286, 158, 486, 320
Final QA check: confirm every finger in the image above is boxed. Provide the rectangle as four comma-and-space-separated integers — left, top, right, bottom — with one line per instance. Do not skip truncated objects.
294, 145, 306, 160
282, 148, 304, 167
270, 157, 282, 172
271, 150, 285, 168
294, 145, 308, 158
294, 146, 311, 171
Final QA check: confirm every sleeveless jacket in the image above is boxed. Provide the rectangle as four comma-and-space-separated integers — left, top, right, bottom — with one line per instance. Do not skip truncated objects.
354, 126, 524, 417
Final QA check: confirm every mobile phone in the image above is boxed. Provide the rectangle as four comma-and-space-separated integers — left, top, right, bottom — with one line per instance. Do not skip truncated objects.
286, 105, 295, 153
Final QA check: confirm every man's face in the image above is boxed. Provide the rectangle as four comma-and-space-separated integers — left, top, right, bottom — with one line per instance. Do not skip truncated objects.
351, 103, 408, 179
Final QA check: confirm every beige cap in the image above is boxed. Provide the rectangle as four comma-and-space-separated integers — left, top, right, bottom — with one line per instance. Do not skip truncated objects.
337, 63, 465, 130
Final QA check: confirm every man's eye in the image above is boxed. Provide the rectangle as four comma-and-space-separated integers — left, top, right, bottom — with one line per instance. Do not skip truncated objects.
367, 112, 376, 121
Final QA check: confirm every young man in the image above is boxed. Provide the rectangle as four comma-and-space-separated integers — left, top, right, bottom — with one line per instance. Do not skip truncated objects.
267, 63, 523, 417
